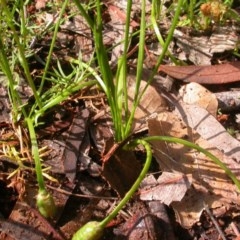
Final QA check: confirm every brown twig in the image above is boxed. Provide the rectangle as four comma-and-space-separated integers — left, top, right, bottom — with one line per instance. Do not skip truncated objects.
204, 202, 227, 240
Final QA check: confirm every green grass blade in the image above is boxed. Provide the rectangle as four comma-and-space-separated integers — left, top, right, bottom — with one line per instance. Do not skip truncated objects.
144, 136, 240, 191
39, 0, 69, 94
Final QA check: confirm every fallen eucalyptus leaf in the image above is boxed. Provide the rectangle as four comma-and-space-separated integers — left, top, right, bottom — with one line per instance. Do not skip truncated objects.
159, 62, 240, 84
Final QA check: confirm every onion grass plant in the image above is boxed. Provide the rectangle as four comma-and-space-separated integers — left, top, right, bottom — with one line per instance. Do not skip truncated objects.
71, 0, 240, 239
0, 0, 239, 237
0, 0, 97, 217
72, 136, 240, 239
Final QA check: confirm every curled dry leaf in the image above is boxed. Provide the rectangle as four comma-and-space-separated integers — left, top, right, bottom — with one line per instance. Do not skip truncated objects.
159, 62, 240, 84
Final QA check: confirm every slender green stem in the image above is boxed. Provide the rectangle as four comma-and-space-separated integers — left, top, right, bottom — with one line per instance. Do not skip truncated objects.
143, 136, 240, 191
134, 0, 145, 92
26, 118, 56, 218
0, 38, 18, 118
1, 0, 42, 109
124, 0, 184, 132
151, 0, 179, 65
33, 80, 95, 123
26, 118, 45, 191
93, 0, 121, 141
39, 0, 69, 94
27, 117, 56, 218
124, 0, 146, 138
151, 0, 184, 81
71, 0, 94, 29
94, 0, 114, 93
0, 37, 28, 121
114, 0, 133, 141
125, 0, 184, 138
99, 139, 152, 227
189, 0, 196, 26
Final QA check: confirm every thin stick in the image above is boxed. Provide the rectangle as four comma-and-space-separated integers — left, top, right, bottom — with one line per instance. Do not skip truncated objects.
46, 184, 118, 200
204, 202, 226, 240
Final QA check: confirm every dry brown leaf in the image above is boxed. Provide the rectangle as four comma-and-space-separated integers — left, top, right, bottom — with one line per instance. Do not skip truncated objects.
179, 82, 218, 117
127, 74, 168, 130
147, 112, 240, 228
175, 102, 240, 162
102, 148, 142, 197
174, 27, 238, 65
140, 172, 192, 205
159, 62, 240, 84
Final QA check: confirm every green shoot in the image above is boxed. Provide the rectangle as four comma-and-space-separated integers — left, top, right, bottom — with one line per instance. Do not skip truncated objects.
72, 140, 152, 240
72, 134, 240, 239
27, 117, 56, 218
0, 0, 96, 218
144, 136, 240, 191
38, 0, 69, 94
1, 0, 42, 110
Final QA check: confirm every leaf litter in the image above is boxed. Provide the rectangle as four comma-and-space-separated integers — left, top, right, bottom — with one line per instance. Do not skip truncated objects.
2, 0, 240, 239
143, 80, 240, 229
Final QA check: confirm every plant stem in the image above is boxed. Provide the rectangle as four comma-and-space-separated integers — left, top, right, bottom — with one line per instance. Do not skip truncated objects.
115, 0, 133, 141
33, 80, 95, 122
39, 0, 69, 94
151, 0, 184, 81
0, 38, 19, 121
72, 0, 94, 29
92, 0, 122, 141
189, 0, 196, 26
125, 0, 184, 139
1, 0, 43, 110
124, 0, 146, 138
151, 0, 179, 65
144, 136, 240, 191
26, 118, 45, 191
99, 139, 152, 227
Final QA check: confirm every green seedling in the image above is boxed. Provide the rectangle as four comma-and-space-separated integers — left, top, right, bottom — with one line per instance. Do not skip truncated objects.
72, 140, 152, 240
27, 117, 56, 218
0, 0, 96, 218
71, 0, 183, 238
72, 136, 240, 239
1, 0, 239, 236
71, 0, 240, 239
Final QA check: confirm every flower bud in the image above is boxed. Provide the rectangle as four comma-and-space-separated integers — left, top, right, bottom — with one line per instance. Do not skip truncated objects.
36, 190, 56, 218
72, 221, 104, 240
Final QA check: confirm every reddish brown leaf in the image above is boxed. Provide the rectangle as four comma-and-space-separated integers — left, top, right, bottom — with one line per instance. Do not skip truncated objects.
102, 147, 141, 197
159, 62, 240, 84
108, 4, 139, 27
